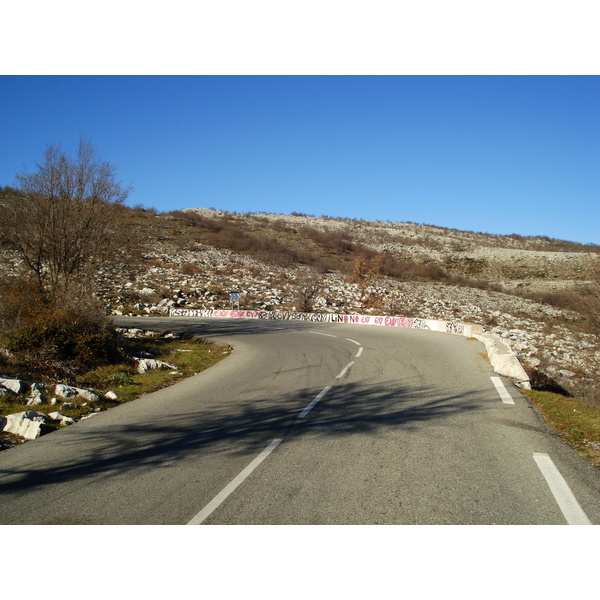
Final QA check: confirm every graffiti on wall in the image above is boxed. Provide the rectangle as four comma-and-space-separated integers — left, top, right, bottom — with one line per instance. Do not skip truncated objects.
446, 321, 464, 335
171, 308, 415, 328
169, 308, 468, 337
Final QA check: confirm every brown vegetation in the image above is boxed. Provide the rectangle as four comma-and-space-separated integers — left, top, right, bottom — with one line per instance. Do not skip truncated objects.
166, 209, 513, 292
0, 140, 137, 383
0, 140, 132, 304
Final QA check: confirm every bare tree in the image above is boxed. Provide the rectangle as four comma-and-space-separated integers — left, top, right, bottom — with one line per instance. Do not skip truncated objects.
295, 274, 322, 312
0, 139, 132, 304
348, 254, 383, 300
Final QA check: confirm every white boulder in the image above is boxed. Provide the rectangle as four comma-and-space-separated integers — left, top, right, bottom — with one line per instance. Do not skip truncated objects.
0, 378, 27, 395
1, 411, 47, 440
27, 382, 47, 405
55, 384, 77, 399
134, 358, 177, 374
54, 384, 99, 403
74, 388, 99, 403
48, 412, 76, 425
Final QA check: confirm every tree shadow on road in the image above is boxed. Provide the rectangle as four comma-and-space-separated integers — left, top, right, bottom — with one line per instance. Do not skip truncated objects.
113, 316, 320, 340
0, 378, 491, 499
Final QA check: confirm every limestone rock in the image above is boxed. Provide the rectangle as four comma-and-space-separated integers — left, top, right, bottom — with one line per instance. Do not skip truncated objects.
54, 384, 99, 403
74, 388, 99, 403
134, 358, 177, 373
559, 369, 576, 378
27, 383, 47, 405
2, 411, 47, 440
48, 412, 76, 425
0, 378, 27, 395
55, 384, 77, 399
26, 394, 44, 406
124, 328, 144, 337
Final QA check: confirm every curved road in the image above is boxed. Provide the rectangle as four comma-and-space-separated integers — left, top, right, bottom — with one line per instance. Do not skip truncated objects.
0, 316, 598, 524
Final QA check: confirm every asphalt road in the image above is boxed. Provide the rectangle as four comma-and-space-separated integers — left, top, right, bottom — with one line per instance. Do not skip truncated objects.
1, 316, 598, 525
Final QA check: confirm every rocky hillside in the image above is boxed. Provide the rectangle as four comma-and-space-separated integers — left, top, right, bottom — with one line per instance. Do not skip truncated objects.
88, 206, 600, 404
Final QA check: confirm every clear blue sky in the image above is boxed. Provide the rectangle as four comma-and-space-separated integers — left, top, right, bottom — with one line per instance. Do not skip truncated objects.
1, 75, 598, 244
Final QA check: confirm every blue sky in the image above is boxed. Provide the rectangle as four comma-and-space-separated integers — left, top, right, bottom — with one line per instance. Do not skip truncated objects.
1, 75, 598, 244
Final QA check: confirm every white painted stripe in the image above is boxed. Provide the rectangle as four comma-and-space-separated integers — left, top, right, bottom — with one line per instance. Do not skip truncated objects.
346, 338, 361, 345
491, 376, 515, 405
309, 331, 337, 338
337, 361, 355, 379
533, 453, 592, 525
356, 347, 363, 358
187, 438, 283, 525
298, 386, 332, 419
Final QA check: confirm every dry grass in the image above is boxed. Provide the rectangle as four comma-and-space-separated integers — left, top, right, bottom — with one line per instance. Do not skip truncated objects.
522, 389, 600, 467
0, 335, 231, 446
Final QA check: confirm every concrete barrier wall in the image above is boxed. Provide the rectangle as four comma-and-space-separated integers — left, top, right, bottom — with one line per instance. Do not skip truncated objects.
169, 308, 529, 385
170, 308, 481, 336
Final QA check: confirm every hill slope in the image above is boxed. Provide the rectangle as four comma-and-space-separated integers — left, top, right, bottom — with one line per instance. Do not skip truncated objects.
88, 206, 599, 404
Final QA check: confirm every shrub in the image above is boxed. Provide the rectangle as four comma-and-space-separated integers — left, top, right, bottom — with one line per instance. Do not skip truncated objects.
181, 262, 201, 275
1, 301, 126, 381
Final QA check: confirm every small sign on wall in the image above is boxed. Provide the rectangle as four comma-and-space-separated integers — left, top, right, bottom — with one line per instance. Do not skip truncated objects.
229, 291, 241, 309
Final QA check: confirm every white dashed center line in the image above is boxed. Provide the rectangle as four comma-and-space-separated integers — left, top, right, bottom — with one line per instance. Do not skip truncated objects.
337, 361, 355, 379
298, 386, 332, 419
187, 438, 283, 525
187, 328, 366, 524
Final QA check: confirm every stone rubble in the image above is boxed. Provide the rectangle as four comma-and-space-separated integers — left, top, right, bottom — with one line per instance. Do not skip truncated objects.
0, 376, 114, 444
